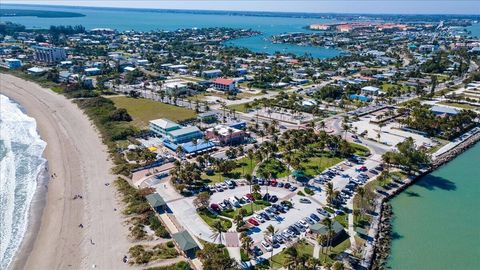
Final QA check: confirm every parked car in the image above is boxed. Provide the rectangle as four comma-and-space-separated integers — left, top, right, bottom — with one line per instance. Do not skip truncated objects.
254, 214, 265, 223
261, 241, 273, 252
316, 208, 330, 217
309, 213, 320, 221
299, 198, 311, 204
289, 186, 298, 192
252, 246, 263, 256
277, 182, 284, 188
270, 195, 279, 203
259, 212, 270, 220
248, 218, 259, 226
229, 197, 241, 208
284, 183, 291, 189
210, 203, 221, 212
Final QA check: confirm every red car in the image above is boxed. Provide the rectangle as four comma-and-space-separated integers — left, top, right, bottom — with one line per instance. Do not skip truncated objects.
358, 166, 368, 172
248, 218, 259, 226
270, 179, 278, 187
210, 203, 221, 212
246, 193, 254, 201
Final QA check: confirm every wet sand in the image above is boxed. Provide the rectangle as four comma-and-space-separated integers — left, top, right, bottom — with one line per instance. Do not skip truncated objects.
1, 73, 131, 270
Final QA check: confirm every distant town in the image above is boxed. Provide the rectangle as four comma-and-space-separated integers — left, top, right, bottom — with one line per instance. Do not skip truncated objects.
1, 14, 479, 270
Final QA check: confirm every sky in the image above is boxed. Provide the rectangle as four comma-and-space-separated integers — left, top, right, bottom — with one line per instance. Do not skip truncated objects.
2, 1, 480, 15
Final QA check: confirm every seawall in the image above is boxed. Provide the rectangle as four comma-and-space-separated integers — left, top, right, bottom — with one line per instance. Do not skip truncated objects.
367, 128, 480, 269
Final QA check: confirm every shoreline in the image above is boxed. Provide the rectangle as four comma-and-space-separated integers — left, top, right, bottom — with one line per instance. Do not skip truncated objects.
1, 73, 131, 270
368, 130, 480, 269
8, 162, 49, 270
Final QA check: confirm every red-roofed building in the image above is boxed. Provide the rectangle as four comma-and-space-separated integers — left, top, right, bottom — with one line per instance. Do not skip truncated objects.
212, 77, 236, 92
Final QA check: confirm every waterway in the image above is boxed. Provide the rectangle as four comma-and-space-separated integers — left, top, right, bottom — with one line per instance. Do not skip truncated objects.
387, 143, 480, 270
1, 4, 342, 58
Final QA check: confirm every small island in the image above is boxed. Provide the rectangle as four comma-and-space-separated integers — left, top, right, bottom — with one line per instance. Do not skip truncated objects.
0, 9, 85, 18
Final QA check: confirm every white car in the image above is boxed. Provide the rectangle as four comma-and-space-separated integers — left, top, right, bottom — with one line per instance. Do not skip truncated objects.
254, 214, 265, 223
299, 219, 308, 227
261, 241, 273, 252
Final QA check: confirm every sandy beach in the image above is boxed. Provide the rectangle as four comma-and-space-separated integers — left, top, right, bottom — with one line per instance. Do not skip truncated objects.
1, 73, 131, 270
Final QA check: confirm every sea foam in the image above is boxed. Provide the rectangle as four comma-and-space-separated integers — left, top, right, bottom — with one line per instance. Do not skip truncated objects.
0, 94, 47, 269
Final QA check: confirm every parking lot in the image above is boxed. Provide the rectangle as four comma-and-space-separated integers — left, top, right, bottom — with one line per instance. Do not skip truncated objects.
309, 158, 382, 204
351, 117, 434, 148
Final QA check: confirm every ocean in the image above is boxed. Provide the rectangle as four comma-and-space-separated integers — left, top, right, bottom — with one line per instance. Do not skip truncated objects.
388, 143, 480, 269
1, 4, 342, 59
0, 94, 47, 269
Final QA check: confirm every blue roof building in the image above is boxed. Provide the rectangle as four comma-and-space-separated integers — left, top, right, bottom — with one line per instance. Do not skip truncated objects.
163, 139, 215, 155
350, 94, 372, 102
150, 118, 202, 143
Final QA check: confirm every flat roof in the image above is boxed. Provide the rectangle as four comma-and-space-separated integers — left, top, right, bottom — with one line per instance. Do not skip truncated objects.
430, 105, 459, 115
207, 125, 241, 136
169, 126, 201, 137
163, 139, 214, 154
150, 118, 181, 130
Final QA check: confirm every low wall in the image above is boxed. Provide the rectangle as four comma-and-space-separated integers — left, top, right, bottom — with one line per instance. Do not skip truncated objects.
367, 129, 480, 269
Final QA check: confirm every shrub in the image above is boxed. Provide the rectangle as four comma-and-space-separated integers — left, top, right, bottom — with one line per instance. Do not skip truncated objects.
304, 187, 314, 196
297, 191, 305, 196
166, 241, 175, 248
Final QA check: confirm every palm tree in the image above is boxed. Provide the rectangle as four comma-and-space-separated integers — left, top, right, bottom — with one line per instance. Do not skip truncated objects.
342, 122, 350, 140
265, 224, 278, 262
317, 234, 328, 256
252, 184, 261, 197
326, 182, 334, 205
321, 217, 333, 254
283, 246, 299, 269
240, 233, 253, 258
176, 145, 184, 158
233, 214, 243, 227
357, 186, 365, 219
210, 220, 225, 245
245, 173, 254, 213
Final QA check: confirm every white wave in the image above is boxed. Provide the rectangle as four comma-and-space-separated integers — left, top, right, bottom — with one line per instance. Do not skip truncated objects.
0, 94, 47, 269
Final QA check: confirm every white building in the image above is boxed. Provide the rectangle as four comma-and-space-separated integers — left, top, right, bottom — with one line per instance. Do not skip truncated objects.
33, 46, 66, 64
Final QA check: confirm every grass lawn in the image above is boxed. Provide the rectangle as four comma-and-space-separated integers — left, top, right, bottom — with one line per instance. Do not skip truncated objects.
201, 156, 258, 183
349, 143, 371, 157
198, 210, 232, 230
318, 238, 351, 264
108, 96, 196, 128
381, 83, 413, 93
437, 101, 479, 111
427, 138, 449, 154
271, 241, 314, 269
228, 102, 252, 113
301, 156, 343, 176
334, 213, 348, 228
219, 201, 269, 218
257, 158, 289, 178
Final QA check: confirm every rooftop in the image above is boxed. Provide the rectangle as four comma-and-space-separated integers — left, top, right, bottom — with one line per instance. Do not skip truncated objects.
310, 220, 344, 235
145, 193, 166, 208
213, 78, 234, 85
150, 118, 181, 130
172, 230, 199, 251
168, 126, 201, 137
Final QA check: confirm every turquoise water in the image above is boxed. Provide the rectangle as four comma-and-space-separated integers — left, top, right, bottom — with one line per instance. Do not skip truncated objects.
466, 23, 480, 37
388, 143, 480, 270
1, 4, 341, 58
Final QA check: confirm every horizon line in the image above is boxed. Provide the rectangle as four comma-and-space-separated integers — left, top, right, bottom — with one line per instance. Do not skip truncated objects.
2, 2, 480, 17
